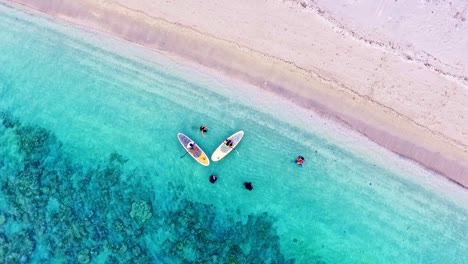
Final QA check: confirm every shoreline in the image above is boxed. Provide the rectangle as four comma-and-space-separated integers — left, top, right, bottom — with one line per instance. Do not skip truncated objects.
5, 0, 468, 187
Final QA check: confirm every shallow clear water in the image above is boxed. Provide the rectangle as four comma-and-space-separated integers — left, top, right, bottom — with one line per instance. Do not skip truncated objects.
0, 3, 467, 263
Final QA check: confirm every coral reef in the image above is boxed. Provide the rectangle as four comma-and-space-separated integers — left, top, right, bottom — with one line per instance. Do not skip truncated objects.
129, 201, 153, 224
0, 112, 296, 263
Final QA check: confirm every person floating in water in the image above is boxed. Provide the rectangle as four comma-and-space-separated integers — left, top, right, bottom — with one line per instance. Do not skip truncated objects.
296, 156, 305, 167
224, 138, 234, 148
200, 125, 208, 136
209, 174, 217, 184
244, 182, 253, 191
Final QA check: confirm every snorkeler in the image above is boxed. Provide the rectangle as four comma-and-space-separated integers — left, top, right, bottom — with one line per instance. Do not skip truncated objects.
209, 174, 217, 184
296, 156, 305, 166
200, 125, 208, 136
244, 182, 253, 191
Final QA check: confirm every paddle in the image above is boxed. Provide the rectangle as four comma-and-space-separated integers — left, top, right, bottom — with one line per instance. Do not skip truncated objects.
180, 151, 190, 159
227, 143, 239, 155
181, 142, 195, 159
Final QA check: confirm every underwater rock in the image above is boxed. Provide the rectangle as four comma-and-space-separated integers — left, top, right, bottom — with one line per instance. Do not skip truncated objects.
175, 240, 184, 251
20, 230, 36, 254
39, 186, 50, 195
0, 232, 8, 260
77, 249, 91, 264
96, 153, 129, 189
0, 246, 6, 263
133, 227, 144, 238
40, 172, 60, 194
99, 166, 121, 187
0, 233, 8, 244
131, 245, 141, 257
91, 225, 108, 241
0, 213, 6, 226
93, 189, 111, 211
35, 223, 47, 237
1, 230, 37, 264
16, 170, 40, 197
105, 255, 119, 264
158, 196, 295, 262
0, 112, 18, 128
90, 245, 101, 256
118, 243, 128, 255
5, 252, 21, 264
315, 259, 327, 264
72, 222, 88, 240
83, 217, 93, 227
107, 242, 121, 254
129, 201, 152, 224
15, 126, 51, 156
112, 219, 125, 232
109, 152, 128, 165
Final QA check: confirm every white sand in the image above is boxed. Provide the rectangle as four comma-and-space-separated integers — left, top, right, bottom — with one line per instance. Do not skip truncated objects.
6, 0, 468, 186
305, 0, 468, 84
114, 0, 467, 147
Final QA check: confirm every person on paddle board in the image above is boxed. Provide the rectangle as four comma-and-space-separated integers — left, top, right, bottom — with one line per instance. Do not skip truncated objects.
187, 142, 195, 150
224, 138, 234, 148
200, 125, 208, 136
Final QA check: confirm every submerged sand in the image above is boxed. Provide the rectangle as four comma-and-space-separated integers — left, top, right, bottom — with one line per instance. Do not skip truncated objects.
5, 0, 468, 187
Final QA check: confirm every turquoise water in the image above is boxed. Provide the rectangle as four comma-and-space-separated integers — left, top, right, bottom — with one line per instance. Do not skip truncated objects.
1, 3, 468, 263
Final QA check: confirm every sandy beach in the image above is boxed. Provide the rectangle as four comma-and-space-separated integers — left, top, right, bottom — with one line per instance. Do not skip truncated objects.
6, 0, 468, 186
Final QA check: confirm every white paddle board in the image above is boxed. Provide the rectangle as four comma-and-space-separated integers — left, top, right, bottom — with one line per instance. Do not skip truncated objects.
211, 130, 244, 162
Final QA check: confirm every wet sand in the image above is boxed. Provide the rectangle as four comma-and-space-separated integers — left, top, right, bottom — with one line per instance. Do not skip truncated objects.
5, 0, 468, 187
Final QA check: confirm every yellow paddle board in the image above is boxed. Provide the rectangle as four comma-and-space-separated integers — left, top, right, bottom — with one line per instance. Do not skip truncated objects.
177, 133, 210, 166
